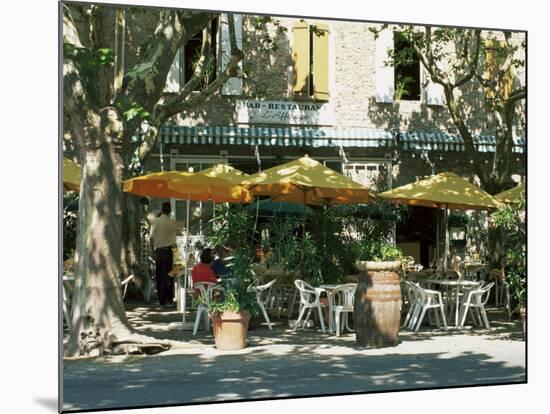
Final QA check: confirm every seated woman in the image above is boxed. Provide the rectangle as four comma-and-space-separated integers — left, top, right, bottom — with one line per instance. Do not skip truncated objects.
211, 247, 231, 279
191, 248, 218, 285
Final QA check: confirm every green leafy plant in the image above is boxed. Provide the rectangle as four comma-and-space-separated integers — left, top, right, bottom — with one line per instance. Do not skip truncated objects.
261, 215, 323, 284
448, 213, 470, 228
491, 195, 526, 310
204, 207, 260, 315
207, 203, 254, 251
357, 240, 404, 262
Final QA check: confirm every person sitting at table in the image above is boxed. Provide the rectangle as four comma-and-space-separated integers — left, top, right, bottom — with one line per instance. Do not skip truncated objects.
211, 247, 231, 279
192, 248, 218, 285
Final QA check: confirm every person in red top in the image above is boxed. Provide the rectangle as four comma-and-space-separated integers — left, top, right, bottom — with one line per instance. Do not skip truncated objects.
191, 248, 218, 285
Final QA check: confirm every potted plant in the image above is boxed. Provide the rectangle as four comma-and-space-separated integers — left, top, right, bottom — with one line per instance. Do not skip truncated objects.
196, 249, 260, 350
203, 204, 262, 350
354, 241, 404, 348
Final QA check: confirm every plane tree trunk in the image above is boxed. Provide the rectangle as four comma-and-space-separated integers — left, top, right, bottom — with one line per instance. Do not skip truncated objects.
63, 5, 244, 356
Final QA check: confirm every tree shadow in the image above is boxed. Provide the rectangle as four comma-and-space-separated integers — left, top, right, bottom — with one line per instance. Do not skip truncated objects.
62, 331, 525, 411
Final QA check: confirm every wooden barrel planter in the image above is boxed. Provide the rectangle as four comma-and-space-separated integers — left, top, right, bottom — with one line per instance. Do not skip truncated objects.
354, 261, 402, 348
211, 310, 251, 351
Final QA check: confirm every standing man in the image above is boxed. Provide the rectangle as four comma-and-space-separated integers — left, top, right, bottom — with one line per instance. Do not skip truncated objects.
150, 202, 185, 306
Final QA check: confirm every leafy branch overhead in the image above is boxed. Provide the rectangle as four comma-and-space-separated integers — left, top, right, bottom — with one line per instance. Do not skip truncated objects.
370, 24, 525, 190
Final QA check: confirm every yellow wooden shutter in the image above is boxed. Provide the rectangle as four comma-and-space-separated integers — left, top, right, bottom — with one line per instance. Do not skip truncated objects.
312, 23, 329, 101
483, 39, 515, 101
292, 20, 310, 97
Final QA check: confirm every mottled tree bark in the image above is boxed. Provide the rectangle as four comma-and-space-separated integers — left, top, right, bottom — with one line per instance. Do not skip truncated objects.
63, 4, 244, 355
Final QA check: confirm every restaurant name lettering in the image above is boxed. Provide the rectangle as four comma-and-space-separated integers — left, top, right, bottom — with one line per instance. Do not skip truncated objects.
236, 100, 334, 125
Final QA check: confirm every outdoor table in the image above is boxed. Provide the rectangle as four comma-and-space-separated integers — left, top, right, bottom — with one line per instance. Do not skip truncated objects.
426, 279, 481, 327
173, 267, 192, 315
463, 263, 488, 280
319, 283, 357, 333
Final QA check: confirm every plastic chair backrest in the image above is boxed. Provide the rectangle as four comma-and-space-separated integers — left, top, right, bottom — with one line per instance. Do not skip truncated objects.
405, 280, 419, 304
193, 282, 218, 304
331, 284, 356, 308
477, 281, 494, 305
294, 279, 316, 304
412, 282, 427, 303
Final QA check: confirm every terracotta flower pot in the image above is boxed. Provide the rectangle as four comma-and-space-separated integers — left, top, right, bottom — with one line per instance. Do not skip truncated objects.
211, 310, 251, 350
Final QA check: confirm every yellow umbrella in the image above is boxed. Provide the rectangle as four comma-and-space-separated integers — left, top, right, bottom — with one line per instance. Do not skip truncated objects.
198, 164, 250, 185
378, 172, 500, 272
241, 155, 375, 205
494, 183, 525, 204
123, 171, 252, 203
63, 158, 81, 192
378, 172, 501, 210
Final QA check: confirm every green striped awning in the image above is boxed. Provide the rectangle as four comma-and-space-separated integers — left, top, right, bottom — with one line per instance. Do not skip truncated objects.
159, 126, 394, 148
400, 132, 525, 154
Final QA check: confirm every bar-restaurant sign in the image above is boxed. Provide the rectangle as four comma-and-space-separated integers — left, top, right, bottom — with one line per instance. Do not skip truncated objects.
236, 99, 335, 125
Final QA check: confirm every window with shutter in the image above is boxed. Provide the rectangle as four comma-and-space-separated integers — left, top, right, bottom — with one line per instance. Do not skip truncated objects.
394, 32, 421, 101
220, 13, 243, 96
312, 24, 329, 101
163, 18, 218, 93
483, 39, 515, 102
292, 20, 330, 101
424, 66, 445, 106
375, 29, 394, 103
292, 20, 310, 97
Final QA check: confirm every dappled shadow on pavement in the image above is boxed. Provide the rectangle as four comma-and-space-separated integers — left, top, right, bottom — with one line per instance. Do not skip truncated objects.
62, 301, 526, 412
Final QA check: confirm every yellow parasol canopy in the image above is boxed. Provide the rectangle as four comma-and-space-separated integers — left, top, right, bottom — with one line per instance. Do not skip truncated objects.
198, 164, 250, 185
378, 172, 501, 210
494, 182, 525, 204
63, 158, 81, 192
241, 155, 375, 205
123, 171, 252, 203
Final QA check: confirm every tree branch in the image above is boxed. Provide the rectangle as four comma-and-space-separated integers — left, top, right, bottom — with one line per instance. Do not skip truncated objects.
452, 30, 481, 88
151, 14, 244, 125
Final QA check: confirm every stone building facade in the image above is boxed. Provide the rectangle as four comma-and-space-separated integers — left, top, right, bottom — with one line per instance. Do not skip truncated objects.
64, 9, 527, 266
137, 13, 525, 266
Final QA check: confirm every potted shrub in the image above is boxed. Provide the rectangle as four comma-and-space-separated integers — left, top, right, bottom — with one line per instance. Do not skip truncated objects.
198, 248, 259, 350
354, 241, 404, 348
203, 205, 261, 350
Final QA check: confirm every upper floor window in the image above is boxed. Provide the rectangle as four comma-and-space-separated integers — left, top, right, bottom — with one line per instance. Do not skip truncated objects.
375, 28, 444, 105
483, 39, 515, 102
292, 20, 330, 102
183, 19, 218, 90
164, 14, 243, 95
393, 32, 421, 101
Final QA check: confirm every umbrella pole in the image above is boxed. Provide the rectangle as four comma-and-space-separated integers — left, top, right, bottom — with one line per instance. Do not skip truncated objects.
301, 189, 307, 278
443, 206, 449, 274
183, 196, 190, 324
435, 209, 440, 268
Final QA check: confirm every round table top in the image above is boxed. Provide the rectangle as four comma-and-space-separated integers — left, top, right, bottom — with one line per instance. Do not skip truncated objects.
426, 279, 480, 286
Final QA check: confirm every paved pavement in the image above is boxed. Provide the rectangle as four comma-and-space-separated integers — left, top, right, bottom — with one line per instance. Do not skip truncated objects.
62, 303, 526, 412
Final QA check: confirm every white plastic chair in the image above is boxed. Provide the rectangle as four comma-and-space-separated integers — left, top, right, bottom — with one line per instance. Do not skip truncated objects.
408, 282, 448, 332
328, 284, 356, 336
143, 256, 156, 302
121, 275, 134, 299
192, 282, 224, 336
403, 280, 422, 329
293, 280, 327, 333
248, 279, 277, 330
458, 282, 495, 329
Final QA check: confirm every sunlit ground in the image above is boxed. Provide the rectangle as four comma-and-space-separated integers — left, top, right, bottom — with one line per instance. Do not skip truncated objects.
62, 302, 525, 412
